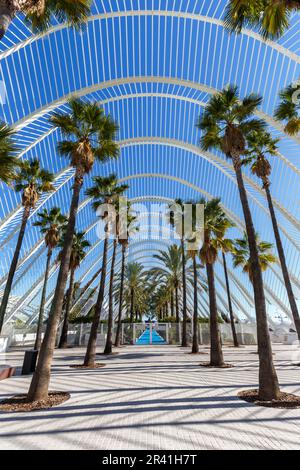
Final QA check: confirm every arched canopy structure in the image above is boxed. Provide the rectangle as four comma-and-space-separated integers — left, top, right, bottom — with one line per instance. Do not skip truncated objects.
1, 0, 300, 326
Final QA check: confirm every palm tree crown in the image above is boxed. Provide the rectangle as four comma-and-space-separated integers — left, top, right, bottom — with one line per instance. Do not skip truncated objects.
14, 159, 55, 208
58, 230, 91, 271
51, 98, 119, 177
33, 207, 67, 250
0, 123, 18, 184
245, 130, 279, 188
233, 232, 276, 283
198, 85, 265, 166
150, 245, 183, 290
199, 198, 233, 266
224, 0, 300, 39
124, 262, 147, 293
21, 0, 91, 33
274, 84, 300, 136
86, 174, 129, 207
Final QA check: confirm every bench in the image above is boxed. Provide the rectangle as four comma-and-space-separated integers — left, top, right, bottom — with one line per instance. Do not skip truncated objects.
0, 365, 15, 381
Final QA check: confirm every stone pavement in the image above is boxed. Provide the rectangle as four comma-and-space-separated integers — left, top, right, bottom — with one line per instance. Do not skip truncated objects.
0, 344, 300, 450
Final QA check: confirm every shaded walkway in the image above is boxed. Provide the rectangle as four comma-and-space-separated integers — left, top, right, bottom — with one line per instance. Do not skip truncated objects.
0, 345, 300, 449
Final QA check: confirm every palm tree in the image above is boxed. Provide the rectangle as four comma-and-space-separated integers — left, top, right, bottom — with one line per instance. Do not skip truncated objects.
274, 84, 300, 136
119, 269, 150, 323
0, 123, 18, 184
200, 198, 234, 366
58, 231, 90, 349
184, 203, 204, 354
0, 0, 92, 41
246, 130, 300, 340
83, 175, 127, 366
221, 249, 239, 348
198, 85, 280, 400
233, 233, 277, 283
123, 262, 147, 323
103, 193, 130, 356
33, 207, 67, 350
187, 246, 200, 354
149, 245, 183, 323
212, 218, 239, 348
115, 207, 139, 347
28, 99, 118, 402
0, 159, 54, 333
152, 285, 171, 321
224, 0, 300, 39
168, 199, 188, 346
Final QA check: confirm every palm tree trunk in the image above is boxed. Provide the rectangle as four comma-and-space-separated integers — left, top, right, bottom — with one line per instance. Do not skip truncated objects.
181, 238, 188, 347
27, 168, 83, 402
233, 156, 279, 400
222, 252, 239, 347
104, 238, 117, 355
34, 247, 52, 350
175, 287, 179, 322
0, 205, 30, 333
115, 245, 126, 347
129, 287, 134, 323
191, 256, 199, 353
84, 232, 109, 366
265, 184, 300, 340
206, 263, 224, 366
170, 290, 174, 318
58, 266, 75, 349
175, 286, 180, 342
0, 1, 16, 41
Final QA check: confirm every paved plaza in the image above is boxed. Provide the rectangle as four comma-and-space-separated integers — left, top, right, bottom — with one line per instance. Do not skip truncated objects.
0, 344, 300, 450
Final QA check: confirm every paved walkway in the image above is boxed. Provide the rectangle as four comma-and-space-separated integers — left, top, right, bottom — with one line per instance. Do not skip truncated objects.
1, 344, 300, 449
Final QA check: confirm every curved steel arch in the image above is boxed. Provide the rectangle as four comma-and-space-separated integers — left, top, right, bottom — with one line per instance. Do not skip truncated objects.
14, 77, 300, 149
2, 10, 299, 63
119, 137, 300, 235
18, 87, 300, 181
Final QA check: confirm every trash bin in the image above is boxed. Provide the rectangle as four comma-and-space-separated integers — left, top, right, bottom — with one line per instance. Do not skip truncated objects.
22, 350, 38, 375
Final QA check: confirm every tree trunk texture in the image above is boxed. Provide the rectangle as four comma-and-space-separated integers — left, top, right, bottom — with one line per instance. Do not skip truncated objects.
0, 0, 18, 41
170, 290, 174, 318
175, 287, 179, 322
191, 256, 199, 353
206, 263, 224, 366
233, 157, 279, 400
34, 247, 52, 350
58, 266, 75, 349
265, 185, 300, 340
27, 169, 83, 402
115, 245, 126, 347
181, 238, 188, 347
104, 238, 117, 354
83, 232, 109, 366
222, 252, 239, 347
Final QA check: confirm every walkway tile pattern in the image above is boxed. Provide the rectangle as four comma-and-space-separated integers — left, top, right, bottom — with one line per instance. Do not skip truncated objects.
0, 345, 300, 450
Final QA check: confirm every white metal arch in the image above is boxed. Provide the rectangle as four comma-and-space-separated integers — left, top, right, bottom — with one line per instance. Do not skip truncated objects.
3, 137, 299, 261
2, 10, 299, 64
